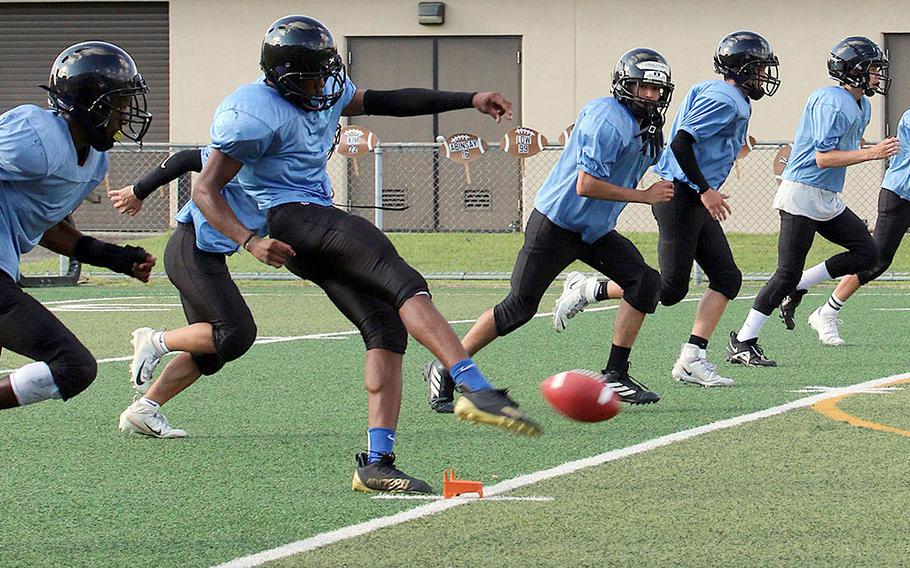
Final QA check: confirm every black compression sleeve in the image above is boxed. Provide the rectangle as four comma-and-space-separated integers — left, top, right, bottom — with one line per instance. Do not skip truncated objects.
669, 130, 711, 193
72, 236, 149, 276
362, 89, 476, 117
132, 149, 204, 199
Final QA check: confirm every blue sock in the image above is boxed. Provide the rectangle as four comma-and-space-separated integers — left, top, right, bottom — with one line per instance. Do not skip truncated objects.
367, 427, 396, 463
450, 358, 492, 392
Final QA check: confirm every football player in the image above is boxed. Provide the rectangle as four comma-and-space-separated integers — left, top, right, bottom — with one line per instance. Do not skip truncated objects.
727, 36, 896, 362
108, 145, 266, 438
799, 104, 910, 342
0, 42, 154, 411
425, 48, 676, 412
555, 31, 780, 387
190, 15, 541, 494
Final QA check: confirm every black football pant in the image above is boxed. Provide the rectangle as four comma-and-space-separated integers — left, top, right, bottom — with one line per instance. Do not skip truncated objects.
0, 271, 95, 399
858, 188, 910, 284
493, 209, 661, 336
752, 207, 877, 315
164, 223, 257, 375
652, 180, 742, 305
268, 203, 430, 354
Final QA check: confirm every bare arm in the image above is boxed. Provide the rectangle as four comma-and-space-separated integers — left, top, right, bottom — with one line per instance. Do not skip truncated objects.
38, 219, 82, 257
192, 149, 295, 268
575, 171, 674, 204
40, 219, 156, 282
815, 137, 900, 168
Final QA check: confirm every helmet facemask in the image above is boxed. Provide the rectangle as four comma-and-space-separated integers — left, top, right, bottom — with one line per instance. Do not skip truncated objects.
726, 58, 780, 100
270, 53, 346, 111
835, 56, 891, 96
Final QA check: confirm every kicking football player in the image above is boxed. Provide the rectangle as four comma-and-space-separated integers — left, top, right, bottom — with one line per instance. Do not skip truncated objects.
109, 145, 267, 438
799, 105, 910, 342
0, 42, 155, 411
191, 15, 541, 494
424, 48, 676, 412
727, 36, 895, 362
554, 31, 780, 387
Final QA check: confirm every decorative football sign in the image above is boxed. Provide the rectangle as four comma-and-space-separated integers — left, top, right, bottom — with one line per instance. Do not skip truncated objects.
501, 127, 548, 158
773, 143, 792, 185
443, 133, 486, 184
558, 123, 575, 146
339, 125, 380, 177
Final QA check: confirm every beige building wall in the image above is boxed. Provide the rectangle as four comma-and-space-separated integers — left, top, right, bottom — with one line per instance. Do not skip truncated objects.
168, 0, 910, 145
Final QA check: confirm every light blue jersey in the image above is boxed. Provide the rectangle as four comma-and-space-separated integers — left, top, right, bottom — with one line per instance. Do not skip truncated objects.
534, 97, 656, 243
175, 145, 266, 254
211, 76, 357, 209
0, 105, 107, 280
880, 109, 910, 201
782, 86, 871, 193
653, 80, 751, 191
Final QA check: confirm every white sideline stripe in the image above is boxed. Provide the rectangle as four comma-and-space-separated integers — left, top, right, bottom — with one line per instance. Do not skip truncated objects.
371, 495, 554, 502
213, 370, 910, 568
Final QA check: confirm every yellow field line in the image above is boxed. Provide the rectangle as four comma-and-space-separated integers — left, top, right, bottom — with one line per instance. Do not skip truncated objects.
811, 377, 910, 437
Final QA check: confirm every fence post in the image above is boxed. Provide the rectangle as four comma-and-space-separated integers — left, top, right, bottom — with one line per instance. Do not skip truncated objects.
693, 261, 703, 286
374, 145, 384, 230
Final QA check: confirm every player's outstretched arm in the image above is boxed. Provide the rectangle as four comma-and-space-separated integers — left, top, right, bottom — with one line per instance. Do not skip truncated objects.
109, 149, 204, 217
193, 149, 294, 268
40, 219, 156, 282
815, 136, 900, 169
343, 88, 512, 123
576, 171, 674, 204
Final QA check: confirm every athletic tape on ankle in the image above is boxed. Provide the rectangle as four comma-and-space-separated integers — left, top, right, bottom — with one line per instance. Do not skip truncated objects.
9, 362, 61, 406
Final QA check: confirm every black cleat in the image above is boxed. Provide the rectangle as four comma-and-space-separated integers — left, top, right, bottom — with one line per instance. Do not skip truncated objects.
423, 359, 455, 413
725, 331, 777, 367
601, 362, 660, 405
455, 387, 543, 436
352, 452, 433, 494
779, 289, 807, 330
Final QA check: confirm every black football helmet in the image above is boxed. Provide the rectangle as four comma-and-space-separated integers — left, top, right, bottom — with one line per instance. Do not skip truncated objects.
714, 31, 780, 100
41, 41, 152, 151
612, 48, 674, 120
260, 15, 347, 111
828, 36, 890, 96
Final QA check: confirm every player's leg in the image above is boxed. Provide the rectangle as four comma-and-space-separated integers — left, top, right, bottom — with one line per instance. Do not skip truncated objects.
308, 274, 430, 493
0, 273, 96, 410
269, 203, 542, 436
653, 182, 704, 308
829, 189, 910, 318
121, 224, 256, 437
729, 211, 817, 365
805, 207, 878, 345
582, 231, 674, 398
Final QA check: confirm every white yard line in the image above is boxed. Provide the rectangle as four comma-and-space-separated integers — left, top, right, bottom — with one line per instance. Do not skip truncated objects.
213, 370, 910, 568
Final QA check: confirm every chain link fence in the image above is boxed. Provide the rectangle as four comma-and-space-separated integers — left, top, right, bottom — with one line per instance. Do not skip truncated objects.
19, 141, 900, 279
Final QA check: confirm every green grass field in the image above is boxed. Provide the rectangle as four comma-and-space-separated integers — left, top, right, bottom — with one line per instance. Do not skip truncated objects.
1, 277, 909, 567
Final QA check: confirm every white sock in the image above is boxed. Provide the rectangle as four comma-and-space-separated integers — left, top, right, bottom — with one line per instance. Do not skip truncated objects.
151, 331, 170, 356
582, 278, 601, 303
9, 362, 60, 406
737, 309, 770, 342
819, 292, 845, 318
797, 262, 832, 291
139, 397, 160, 411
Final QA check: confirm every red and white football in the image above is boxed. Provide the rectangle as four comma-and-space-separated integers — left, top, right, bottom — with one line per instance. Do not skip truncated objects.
540, 370, 620, 423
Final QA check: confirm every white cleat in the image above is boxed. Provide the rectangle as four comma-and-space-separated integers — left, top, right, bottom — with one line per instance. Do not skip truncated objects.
808, 308, 846, 346
671, 344, 734, 387
130, 327, 162, 394
118, 400, 187, 438
553, 272, 596, 332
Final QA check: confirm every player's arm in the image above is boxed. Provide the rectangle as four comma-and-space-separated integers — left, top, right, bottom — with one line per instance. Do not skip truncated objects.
192, 149, 294, 268
670, 130, 731, 220
342, 88, 512, 123
576, 171, 673, 204
39, 219, 156, 282
815, 137, 900, 168
110, 149, 203, 216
